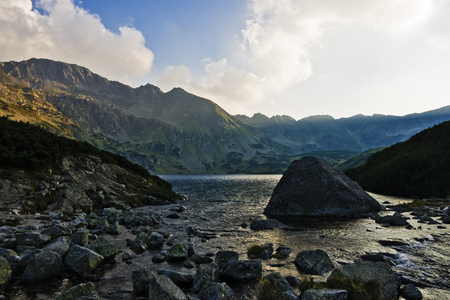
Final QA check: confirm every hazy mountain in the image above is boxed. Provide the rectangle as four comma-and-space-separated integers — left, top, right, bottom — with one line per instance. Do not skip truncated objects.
1, 58, 449, 174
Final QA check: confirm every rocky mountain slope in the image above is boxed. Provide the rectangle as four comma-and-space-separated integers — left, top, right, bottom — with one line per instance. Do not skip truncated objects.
345, 121, 450, 198
1, 58, 450, 174
0, 117, 181, 214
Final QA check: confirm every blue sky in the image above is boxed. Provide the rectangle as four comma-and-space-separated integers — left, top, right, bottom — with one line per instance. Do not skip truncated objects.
1, 0, 450, 119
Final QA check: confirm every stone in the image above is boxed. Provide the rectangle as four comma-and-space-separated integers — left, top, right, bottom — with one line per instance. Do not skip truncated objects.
148, 274, 187, 300
0, 248, 20, 276
294, 249, 334, 275
136, 231, 164, 249
264, 157, 381, 217
21, 250, 63, 282
166, 213, 181, 219
165, 243, 188, 262
130, 240, 147, 254
274, 245, 292, 259
40, 225, 73, 239
215, 250, 239, 271
190, 253, 214, 265
53, 282, 100, 300
157, 269, 194, 288
131, 268, 152, 296
152, 254, 165, 263
71, 229, 90, 246
42, 236, 71, 256
199, 282, 234, 300
64, 245, 104, 276
15, 231, 51, 250
375, 213, 409, 226
327, 261, 400, 300
87, 236, 118, 261
258, 272, 299, 300
194, 263, 220, 292
250, 219, 285, 230
102, 207, 122, 222
301, 288, 348, 300
0, 256, 12, 285
402, 284, 423, 300
105, 221, 121, 235
285, 276, 300, 288
220, 260, 262, 282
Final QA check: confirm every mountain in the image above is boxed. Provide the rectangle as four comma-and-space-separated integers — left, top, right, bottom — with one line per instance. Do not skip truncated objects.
1, 58, 450, 174
345, 121, 450, 198
0, 117, 181, 214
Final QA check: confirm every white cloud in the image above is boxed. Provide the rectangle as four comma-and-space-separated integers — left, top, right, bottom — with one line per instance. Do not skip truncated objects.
0, 0, 154, 86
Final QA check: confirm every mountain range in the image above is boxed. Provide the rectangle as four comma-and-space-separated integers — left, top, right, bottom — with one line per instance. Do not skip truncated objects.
1, 58, 450, 174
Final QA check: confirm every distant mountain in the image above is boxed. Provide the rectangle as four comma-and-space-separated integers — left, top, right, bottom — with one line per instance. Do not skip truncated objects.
1, 58, 450, 174
345, 121, 450, 198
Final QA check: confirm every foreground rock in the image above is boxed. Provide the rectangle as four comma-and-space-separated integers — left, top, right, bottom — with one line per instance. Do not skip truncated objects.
258, 272, 299, 300
294, 249, 334, 275
264, 157, 381, 217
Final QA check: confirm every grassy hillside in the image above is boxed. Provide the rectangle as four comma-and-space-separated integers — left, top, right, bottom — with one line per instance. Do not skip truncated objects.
345, 121, 450, 198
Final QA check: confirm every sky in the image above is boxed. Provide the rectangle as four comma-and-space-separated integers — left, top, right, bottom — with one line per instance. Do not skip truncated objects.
1, 0, 450, 120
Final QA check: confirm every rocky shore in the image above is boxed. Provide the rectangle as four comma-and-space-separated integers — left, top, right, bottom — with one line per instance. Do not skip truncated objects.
0, 196, 448, 300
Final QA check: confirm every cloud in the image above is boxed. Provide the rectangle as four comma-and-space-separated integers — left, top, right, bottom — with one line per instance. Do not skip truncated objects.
0, 0, 154, 86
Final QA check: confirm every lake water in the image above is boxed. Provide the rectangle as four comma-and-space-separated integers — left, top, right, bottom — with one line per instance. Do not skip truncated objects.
160, 174, 450, 297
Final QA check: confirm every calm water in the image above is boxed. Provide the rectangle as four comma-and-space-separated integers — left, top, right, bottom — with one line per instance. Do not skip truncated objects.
160, 174, 450, 296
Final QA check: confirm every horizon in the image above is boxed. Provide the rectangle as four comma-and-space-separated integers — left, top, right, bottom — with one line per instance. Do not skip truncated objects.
1, 1, 450, 119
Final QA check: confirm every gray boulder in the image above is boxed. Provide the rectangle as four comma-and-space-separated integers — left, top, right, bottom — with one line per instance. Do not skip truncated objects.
264, 157, 381, 217
21, 250, 63, 282
71, 229, 90, 246
215, 251, 239, 271
42, 236, 72, 256
165, 243, 188, 261
15, 231, 51, 250
136, 231, 164, 249
157, 269, 194, 289
221, 260, 262, 282
148, 274, 187, 300
0, 256, 12, 285
402, 284, 422, 300
327, 261, 400, 300
301, 288, 348, 300
0, 248, 20, 276
131, 267, 152, 296
258, 272, 299, 300
294, 249, 334, 275
65, 245, 104, 276
199, 282, 234, 300
194, 263, 219, 292
87, 236, 118, 261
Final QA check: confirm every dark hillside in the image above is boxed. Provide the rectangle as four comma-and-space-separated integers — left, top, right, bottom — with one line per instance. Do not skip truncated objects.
345, 121, 450, 198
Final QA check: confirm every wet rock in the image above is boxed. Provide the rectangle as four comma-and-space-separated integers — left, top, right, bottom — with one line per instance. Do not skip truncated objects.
148, 274, 187, 300
71, 229, 90, 246
165, 243, 188, 262
53, 282, 100, 300
199, 282, 234, 300
193, 263, 220, 292
221, 260, 262, 282
87, 236, 118, 261
264, 157, 381, 218
327, 261, 400, 300
131, 267, 152, 296
301, 288, 347, 300
250, 219, 285, 230
64, 245, 104, 276
258, 272, 299, 300
294, 249, 334, 275
215, 251, 239, 271
274, 245, 292, 259
42, 236, 71, 256
21, 250, 63, 282
157, 269, 194, 288
402, 284, 423, 300
191, 253, 214, 265
0, 256, 12, 285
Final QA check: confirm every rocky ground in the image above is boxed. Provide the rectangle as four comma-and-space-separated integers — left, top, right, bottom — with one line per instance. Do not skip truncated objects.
0, 199, 449, 300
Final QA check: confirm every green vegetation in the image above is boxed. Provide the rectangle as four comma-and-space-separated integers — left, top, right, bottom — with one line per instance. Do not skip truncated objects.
346, 121, 450, 198
247, 244, 272, 259
257, 277, 286, 300
298, 276, 315, 293
327, 276, 382, 300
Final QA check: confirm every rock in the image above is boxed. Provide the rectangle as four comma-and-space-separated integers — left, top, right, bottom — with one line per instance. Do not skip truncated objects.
199, 282, 234, 300
264, 157, 381, 217
250, 219, 285, 230
247, 244, 273, 260
40, 225, 73, 239
21, 250, 63, 282
42, 236, 71, 256
274, 245, 292, 259
294, 249, 334, 275
215, 250, 239, 271
327, 261, 400, 300
0, 248, 20, 276
0, 256, 12, 285
131, 268, 152, 296
190, 253, 214, 264
102, 207, 122, 222
285, 276, 300, 288
258, 272, 299, 300
152, 254, 165, 263
105, 221, 121, 235
148, 274, 187, 300
135, 231, 164, 249
183, 261, 195, 269
166, 213, 181, 219
130, 240, 147, 254
71, 229, 90, 246
375, 213, 409, 226
220, 260, 262, 282
402, 284, 423, 300
301, 288, 347, 300
87, 236, 118, 261
194, 263, 220, 292
53, 282, 100, 300
15, 231, 51, 250
64, 245, 104, 276
157, 269, 194, 288
165, 243, 188, 262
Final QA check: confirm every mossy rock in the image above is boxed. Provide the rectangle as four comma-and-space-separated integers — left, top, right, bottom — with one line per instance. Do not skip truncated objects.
87, 236, 118, 261
53, 282, 100, 300
0, 256, 12, 285
64, 245, 104, 276
165, 243, 188, 262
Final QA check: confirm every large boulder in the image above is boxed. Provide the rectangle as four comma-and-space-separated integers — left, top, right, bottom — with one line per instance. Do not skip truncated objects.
87, 236, 118, 261
64, 245, 104, 276
294, 249, 334, 275
220, 260, 262, 282
264, 157, 381, 218
21, 250, 63, 282
148, 274, 187, 300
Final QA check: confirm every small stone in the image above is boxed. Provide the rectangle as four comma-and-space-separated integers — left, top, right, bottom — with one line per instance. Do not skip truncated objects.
402, 284, 423, 300
152, 254, 165, 263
